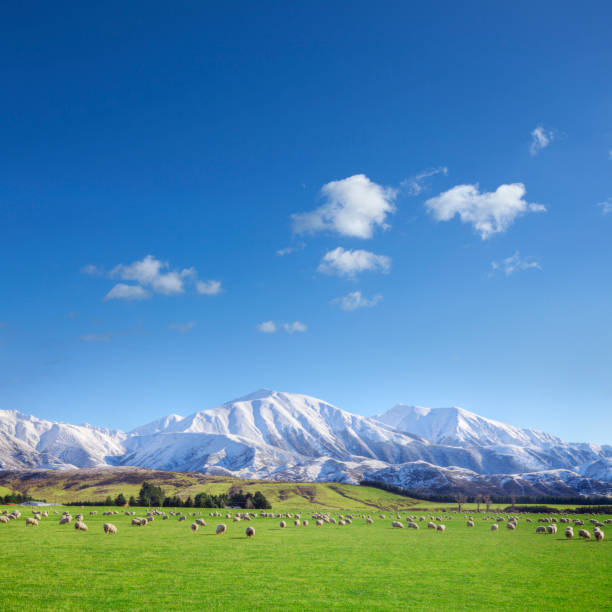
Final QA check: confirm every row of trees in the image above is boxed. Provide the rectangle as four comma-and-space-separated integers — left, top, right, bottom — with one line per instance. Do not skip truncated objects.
65, 483, 271, 509
0, 492, 33, 504
360, 480, 612, 509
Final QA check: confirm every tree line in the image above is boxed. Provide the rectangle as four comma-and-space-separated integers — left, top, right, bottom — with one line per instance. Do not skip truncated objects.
360, 480, 612, 508
63, 482, 271, 509
0, 492, 34, 504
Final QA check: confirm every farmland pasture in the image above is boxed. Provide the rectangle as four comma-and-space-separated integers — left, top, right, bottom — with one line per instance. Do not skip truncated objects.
1, 506, 610, 611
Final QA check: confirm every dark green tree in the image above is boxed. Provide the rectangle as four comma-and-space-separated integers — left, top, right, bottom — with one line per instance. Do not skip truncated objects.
114, 493, 127, 506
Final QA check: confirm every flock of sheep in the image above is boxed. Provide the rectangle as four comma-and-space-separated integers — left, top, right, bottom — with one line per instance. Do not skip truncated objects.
1, 507, 608, 543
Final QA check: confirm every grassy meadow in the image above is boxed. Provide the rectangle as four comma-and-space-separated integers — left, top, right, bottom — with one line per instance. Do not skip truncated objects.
1, 503, 610, 611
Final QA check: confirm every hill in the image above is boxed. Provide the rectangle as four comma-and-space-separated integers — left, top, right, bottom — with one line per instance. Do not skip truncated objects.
0, 466, 419, 510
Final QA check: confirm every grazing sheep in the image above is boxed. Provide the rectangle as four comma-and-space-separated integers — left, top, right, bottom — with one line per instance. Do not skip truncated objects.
280, 521, 287, 528
25, 517, 39, 527
103, 523, 117, 534
535, 526, 547, 533
407, 522, 419, 530
216, 524, 227, 535
546, 525, 557, 534
131, 518, 147, 526
75, 514, 84, 521
491, 524, 498, 531
302, 520, 309, 527
196, 519, 206, 527
178, 516, 186, 522
59, 516, 72, 525
427, 522, 436, 530
392, 521, 404, 529
579, 529, 590, 539
467, 521, 474, 527
366, 518, 373, 524
316, 519, 323, 527
246, 526, 255, 538
0, 516, 8, 524
338, 520, 346, 526
565, 527, 574, 539
75, 521, 88, 532
436, 524, 446, 532
190, 523, 199, 532
594, 529, 604, 542
507, 523, 516, 530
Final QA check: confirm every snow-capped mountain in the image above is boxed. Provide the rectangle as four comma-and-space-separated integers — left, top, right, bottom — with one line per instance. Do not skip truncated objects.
1, 390, 610, 497
0, 409, 126, 469
375, 404, 562, 448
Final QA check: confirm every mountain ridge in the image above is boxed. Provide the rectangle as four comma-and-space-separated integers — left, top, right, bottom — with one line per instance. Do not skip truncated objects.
1, 389, 610, 498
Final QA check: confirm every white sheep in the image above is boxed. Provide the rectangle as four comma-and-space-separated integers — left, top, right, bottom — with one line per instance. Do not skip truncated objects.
104, 523, 117, 534
594, 528, 604, 542
280, 521, 286, 528
216, 523, 227, 535
245, 526, 255, 538
190, 523, 199, 532
392, 521, 404, 529
75, 521, 88, 532
25, 517, 38, 527
491, 524, 498, 531
436, 524, 446, 532
579, 529, 590, 539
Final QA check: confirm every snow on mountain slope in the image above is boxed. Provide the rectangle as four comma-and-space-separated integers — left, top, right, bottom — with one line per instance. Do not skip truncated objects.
0, 410, 126, 468
130, 414, 184, 436
0, 392, 610, 497
376, 404, 563, 448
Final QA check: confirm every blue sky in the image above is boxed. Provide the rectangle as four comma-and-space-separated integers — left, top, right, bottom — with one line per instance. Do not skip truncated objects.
1, 2, 611, 443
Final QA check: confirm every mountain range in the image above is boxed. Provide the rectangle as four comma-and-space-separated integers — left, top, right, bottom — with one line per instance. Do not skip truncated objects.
1, 389, 611, 497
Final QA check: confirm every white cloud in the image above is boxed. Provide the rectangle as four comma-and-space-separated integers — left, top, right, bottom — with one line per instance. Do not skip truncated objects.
111, 255, 193, 295
292, 174, 397, 239
333, 291, 382, 311
257, 320, 307, 333
257, 321, 277, 333
80, 333, 113, 342
90, 255, 222, 300
318, 247, 391, 278
402, 166, 448, 195
490, 252, 541, 276
282, 321, 307, 334
196, 280, 222, 295
425, 183, 545, 240
276, 242, 305, 256
169, 321, 196, 333
597, 198, 612, 215
104, 284, 151, 301
81, 264, 102, 275
530, 126, 556, 156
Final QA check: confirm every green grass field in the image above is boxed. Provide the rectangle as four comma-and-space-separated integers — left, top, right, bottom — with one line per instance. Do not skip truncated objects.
1, 505, 610, 611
